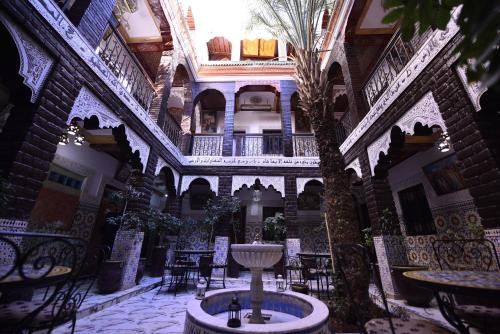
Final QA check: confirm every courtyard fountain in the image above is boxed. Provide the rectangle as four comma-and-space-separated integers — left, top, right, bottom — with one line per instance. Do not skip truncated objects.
184, 240, 329, 333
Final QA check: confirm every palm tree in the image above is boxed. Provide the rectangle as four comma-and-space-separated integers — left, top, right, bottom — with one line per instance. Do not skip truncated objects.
251, 0, 368, 312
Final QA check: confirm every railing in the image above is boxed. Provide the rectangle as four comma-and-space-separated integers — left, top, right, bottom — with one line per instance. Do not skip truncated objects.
190, 134, 223, 156
96, 25, 156, 110
363, 29, 432, 108
233, 134, 283, 156
162, 113, 182, 147
293, 134, 318, 157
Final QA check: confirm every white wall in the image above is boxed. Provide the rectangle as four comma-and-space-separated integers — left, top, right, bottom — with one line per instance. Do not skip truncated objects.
388, 146, 473, 222
234, 110, 282, 133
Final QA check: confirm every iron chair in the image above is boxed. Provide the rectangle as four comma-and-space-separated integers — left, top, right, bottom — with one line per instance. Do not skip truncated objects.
334, 243, 451, 334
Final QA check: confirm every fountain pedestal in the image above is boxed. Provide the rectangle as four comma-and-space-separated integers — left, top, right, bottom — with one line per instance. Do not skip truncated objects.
231, 244, 283, 324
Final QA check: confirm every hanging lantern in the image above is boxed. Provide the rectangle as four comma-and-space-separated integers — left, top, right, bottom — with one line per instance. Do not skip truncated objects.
74, 131, 85, 146
227, 296, 241, 328
66, 123, 79, 135
276, 274, 285, 292
196, 278, 207, 300
58, 132, 69, 145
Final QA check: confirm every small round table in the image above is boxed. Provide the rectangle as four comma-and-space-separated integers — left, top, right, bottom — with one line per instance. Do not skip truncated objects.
404, 270, 500, 334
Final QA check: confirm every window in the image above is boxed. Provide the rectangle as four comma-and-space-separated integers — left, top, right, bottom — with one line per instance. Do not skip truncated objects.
398, 184, 436, 236
240, 39, 278, 60
48, 171, 83, 190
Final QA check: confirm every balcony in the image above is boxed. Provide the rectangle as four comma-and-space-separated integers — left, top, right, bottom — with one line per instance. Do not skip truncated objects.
293, 134, 318, 157
96, 26, 156, 110
162, 113, 182, 147
363, 29, 432, 108
233, 134, 283, 156
190, 134, 223, 156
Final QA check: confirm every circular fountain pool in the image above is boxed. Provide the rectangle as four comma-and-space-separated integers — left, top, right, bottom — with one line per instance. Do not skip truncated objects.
184, 288, 329, 334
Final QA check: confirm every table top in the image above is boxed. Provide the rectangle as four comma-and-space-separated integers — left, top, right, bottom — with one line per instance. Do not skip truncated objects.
0, 265, 72, 286
297, 252, 331, 258
175, 249, 214, 254
403, 270, 500, 293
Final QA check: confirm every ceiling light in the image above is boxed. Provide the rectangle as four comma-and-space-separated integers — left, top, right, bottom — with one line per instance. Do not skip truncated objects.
58, 133, 69, 145
67, 123, 79, 136
74, 133, 85, 146
437, 131, 451, 153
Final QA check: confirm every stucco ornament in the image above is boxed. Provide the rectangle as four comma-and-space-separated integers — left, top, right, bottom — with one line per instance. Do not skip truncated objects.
155, 157, 180, 193
296, 177, 323, 196
345, 158, 361, 178
0, 12, 54, 103
367, 92, 447, 175
68, 87, 150, 172
231, 176, 285, 196
180, 175, 219, 195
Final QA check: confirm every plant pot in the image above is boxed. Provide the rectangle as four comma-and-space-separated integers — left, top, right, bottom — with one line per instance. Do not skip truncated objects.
391, 265, 433, 307
98, 260, 123, 294
291, 283, 309, 294
151, 245, 168, 277
135, 258, 147, 284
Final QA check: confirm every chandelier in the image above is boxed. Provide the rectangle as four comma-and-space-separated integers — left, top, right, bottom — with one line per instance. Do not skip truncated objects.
58, 123, 86, 146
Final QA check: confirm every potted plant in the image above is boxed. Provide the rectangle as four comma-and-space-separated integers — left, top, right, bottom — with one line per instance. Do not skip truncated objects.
262, 213, 287, 278
202, 197, 241, 277
98, 177, 146, 292
146, 208, 182, 277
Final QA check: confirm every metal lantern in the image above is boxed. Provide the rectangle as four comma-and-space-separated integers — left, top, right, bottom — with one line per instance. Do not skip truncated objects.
196, 278, 207, 300
227, 296, 241, 328
276, 274, 285, 292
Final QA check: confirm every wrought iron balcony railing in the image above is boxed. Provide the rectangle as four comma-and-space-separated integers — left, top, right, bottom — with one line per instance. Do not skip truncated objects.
293, 134, 318, 157
363, 29, 432, 108
190, 134, 223, 156
96, 26, 156, 110
233, 134, 283, 156
162, 112, 182, 147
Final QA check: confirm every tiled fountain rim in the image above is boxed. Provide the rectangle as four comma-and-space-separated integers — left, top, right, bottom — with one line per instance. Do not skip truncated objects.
185, 288, 329, 334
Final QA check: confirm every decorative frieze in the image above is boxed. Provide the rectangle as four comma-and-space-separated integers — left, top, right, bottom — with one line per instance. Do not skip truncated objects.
231, 175, 285, 196
367, 92, 446, 175
296, 177, 323, 195
340, 14, 459, 155
180, 175, 219, 195
186, 156, 320, 168
0, 11, 54, 103
68, 87, 150, 172
234, 80, 281, 92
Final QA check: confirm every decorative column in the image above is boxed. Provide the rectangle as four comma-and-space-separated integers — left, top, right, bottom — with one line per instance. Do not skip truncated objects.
222, 95, 235, 156
360, 152, 407, 299
280, 81, 296, 157
284, 175, 299, 237
341, 43, 368, 123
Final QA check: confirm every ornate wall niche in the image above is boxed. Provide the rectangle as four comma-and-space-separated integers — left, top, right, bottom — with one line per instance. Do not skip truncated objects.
231, 175, 285, 197
296, 177, 323, 196
180, 175, 219, 195
366, 92, 447, 175
68, 87, 151, 172
0, 11, 54, 103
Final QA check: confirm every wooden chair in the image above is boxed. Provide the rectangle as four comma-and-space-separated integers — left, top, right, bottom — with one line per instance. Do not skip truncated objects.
334, 243, 452, 334
198, 255, 214, 288
285, 238, 302, 288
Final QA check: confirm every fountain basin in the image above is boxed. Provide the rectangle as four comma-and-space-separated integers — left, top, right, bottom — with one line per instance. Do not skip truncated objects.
184, 288, 329, 334
231, 244, 283, 269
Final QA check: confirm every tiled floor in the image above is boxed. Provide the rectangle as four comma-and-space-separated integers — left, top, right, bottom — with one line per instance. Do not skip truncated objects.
54, 271, 278, 334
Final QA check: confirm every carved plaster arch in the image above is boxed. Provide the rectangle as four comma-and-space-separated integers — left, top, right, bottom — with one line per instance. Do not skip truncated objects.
180, 175, 219, 196
345, 158, 361, 178
155, 157, 180, 193
367, 92, 446, 175
231, 176, 285, 197
68, 87, 151, 172
296, 177, 323, 196
456, 65, 487, 112
234, 80, 281, 93
0, 12, 54, 103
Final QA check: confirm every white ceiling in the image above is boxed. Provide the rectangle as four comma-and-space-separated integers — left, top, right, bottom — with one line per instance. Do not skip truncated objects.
120, 0, 162, 43
358, 0, 395, 30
